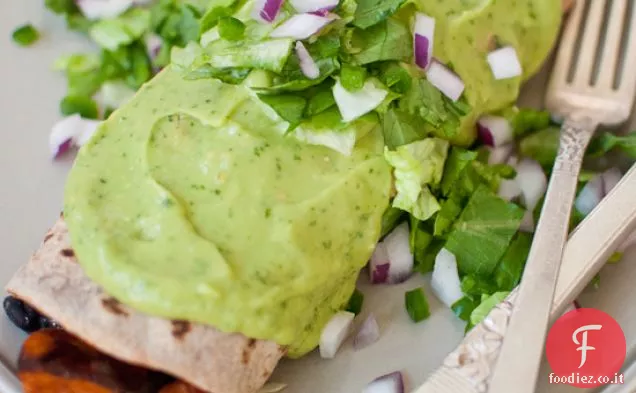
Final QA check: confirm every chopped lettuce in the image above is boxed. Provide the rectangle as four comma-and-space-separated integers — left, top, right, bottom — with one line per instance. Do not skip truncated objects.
440, 148, 479, 196
444, 186, 524, 277
382, 108, 427, 150
518, 126, 560, 168
469, 291, 510, 326
89, 9, 151, 51
203, 38, 294, 73
398, 79, 471, 141
346, 18, 412, 65
381, 207, 406, 238
493, 232, 532, 291
507, 107, 552, 138
384, 138, 449, 220
353, 0, 407, 29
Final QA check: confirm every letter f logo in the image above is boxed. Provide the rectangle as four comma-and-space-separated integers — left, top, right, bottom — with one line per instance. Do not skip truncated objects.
572, 324, 602, 368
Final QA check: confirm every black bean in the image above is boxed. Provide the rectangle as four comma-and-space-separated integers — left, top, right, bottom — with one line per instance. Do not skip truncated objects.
39, 315, 62, 330
3, 296, 40, 333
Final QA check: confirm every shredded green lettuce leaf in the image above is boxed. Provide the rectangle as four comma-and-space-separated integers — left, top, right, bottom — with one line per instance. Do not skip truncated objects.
384, 138, 449, 220
353, 0, 407, 29
469, 291, 510, 326
444, 186, 524, 277
89, 9, 151, 51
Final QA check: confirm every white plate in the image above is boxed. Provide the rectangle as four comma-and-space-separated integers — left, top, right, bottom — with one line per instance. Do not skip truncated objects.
1, 4, 635, 393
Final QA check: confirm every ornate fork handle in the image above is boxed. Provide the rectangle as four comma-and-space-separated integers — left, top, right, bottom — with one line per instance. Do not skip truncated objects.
438, 117, 597, 393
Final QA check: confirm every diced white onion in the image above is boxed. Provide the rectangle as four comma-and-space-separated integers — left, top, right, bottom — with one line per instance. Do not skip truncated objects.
49, 115, 101, 158
333, 79, 388, 122
363, 372, 405, 393
487, 144, 513, 165
413, 13, 435, 70
289, 0, 338, 13
426, 60, 465, 102
487, 46, 523, 80
382, 223, 414, 284
295, 42, 320, 80
602, 167, 622, 195
270, 13, 333, 40
353, 314, 380, 350
516, 158, 547, 211
319, 311, 355, 359
145, 33, 163, 60
478, 116, 513, 147
575, 174, 604, 215
76, 0, 133, 20
431, 248, 463, 308
498, 179, 522, 202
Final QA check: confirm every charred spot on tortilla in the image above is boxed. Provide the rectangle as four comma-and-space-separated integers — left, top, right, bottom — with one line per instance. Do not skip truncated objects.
60, 249, 74, 258
171, 320, 191, 339
101, 297, 129, 317
241, 340, 256, 365
43, 232, 54, 243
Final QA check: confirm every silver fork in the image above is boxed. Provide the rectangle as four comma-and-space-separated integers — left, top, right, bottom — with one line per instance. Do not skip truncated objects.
488, 1, 636, 392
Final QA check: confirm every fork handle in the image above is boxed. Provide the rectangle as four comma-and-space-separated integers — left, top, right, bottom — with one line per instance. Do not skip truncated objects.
486, 117, 597, 393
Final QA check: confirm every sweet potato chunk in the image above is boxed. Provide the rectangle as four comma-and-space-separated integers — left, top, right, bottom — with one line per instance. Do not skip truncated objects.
159, 381, 206, 393
18, 329, 172, 393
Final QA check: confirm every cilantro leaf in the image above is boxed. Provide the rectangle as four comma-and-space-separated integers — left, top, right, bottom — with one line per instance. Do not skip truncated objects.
348, 19, 412, 65
353, 0, 407, 29
45, 0, 78, 14
444, 186, 524, 277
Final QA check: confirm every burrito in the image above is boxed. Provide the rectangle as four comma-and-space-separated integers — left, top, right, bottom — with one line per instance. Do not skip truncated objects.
5, 0, 564, 391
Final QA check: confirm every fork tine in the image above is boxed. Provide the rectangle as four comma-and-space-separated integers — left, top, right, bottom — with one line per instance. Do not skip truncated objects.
596, 0, 629, 88
572, 0, 607, 86
618, 6, 636, 95
551, 0, 586, 86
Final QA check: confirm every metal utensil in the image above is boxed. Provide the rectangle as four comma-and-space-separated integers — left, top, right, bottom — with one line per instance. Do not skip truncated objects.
488, 1, 636, 392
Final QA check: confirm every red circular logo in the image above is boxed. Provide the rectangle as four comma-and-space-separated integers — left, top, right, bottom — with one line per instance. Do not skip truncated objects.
546, 308, 626, 387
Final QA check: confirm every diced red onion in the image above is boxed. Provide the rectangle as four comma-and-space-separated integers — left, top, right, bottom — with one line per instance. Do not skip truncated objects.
575, 174, 604, 215
413, 13, 435, 70
289, 0, 338, 13
49, 115, 102, 159
426, 60, 465, 102
49, 115, 84, 159
602, 167, 622, 195
252, 0, 285, 23
353, 314, 380, 351
383, 223, 414, 284
76, 0, 133, 20
519, 211, 534, 233
270, 13, 334, 40
487, 144, 513, 165
333, 79, 388, 122
145, 33, 163, 61
498, 179, 522, 202
319, 311, 355, 359
369, 240, 390, 283
295, 42, 320, 79
363, 372, 405, 393
516, 158, 547, 212
431, 248, 463, 308
487, 46, 523, 80
258, 383, 287, 393
477, 116, 513, 147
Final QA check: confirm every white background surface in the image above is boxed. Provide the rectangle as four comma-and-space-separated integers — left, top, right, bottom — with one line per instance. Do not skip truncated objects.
1, 3, 635, 393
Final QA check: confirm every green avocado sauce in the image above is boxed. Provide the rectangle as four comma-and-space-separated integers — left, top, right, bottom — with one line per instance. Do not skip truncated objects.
64, 67, 392, 357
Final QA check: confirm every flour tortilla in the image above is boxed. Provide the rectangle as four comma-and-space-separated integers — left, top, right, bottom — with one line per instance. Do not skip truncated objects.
6, 218, 284, 393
